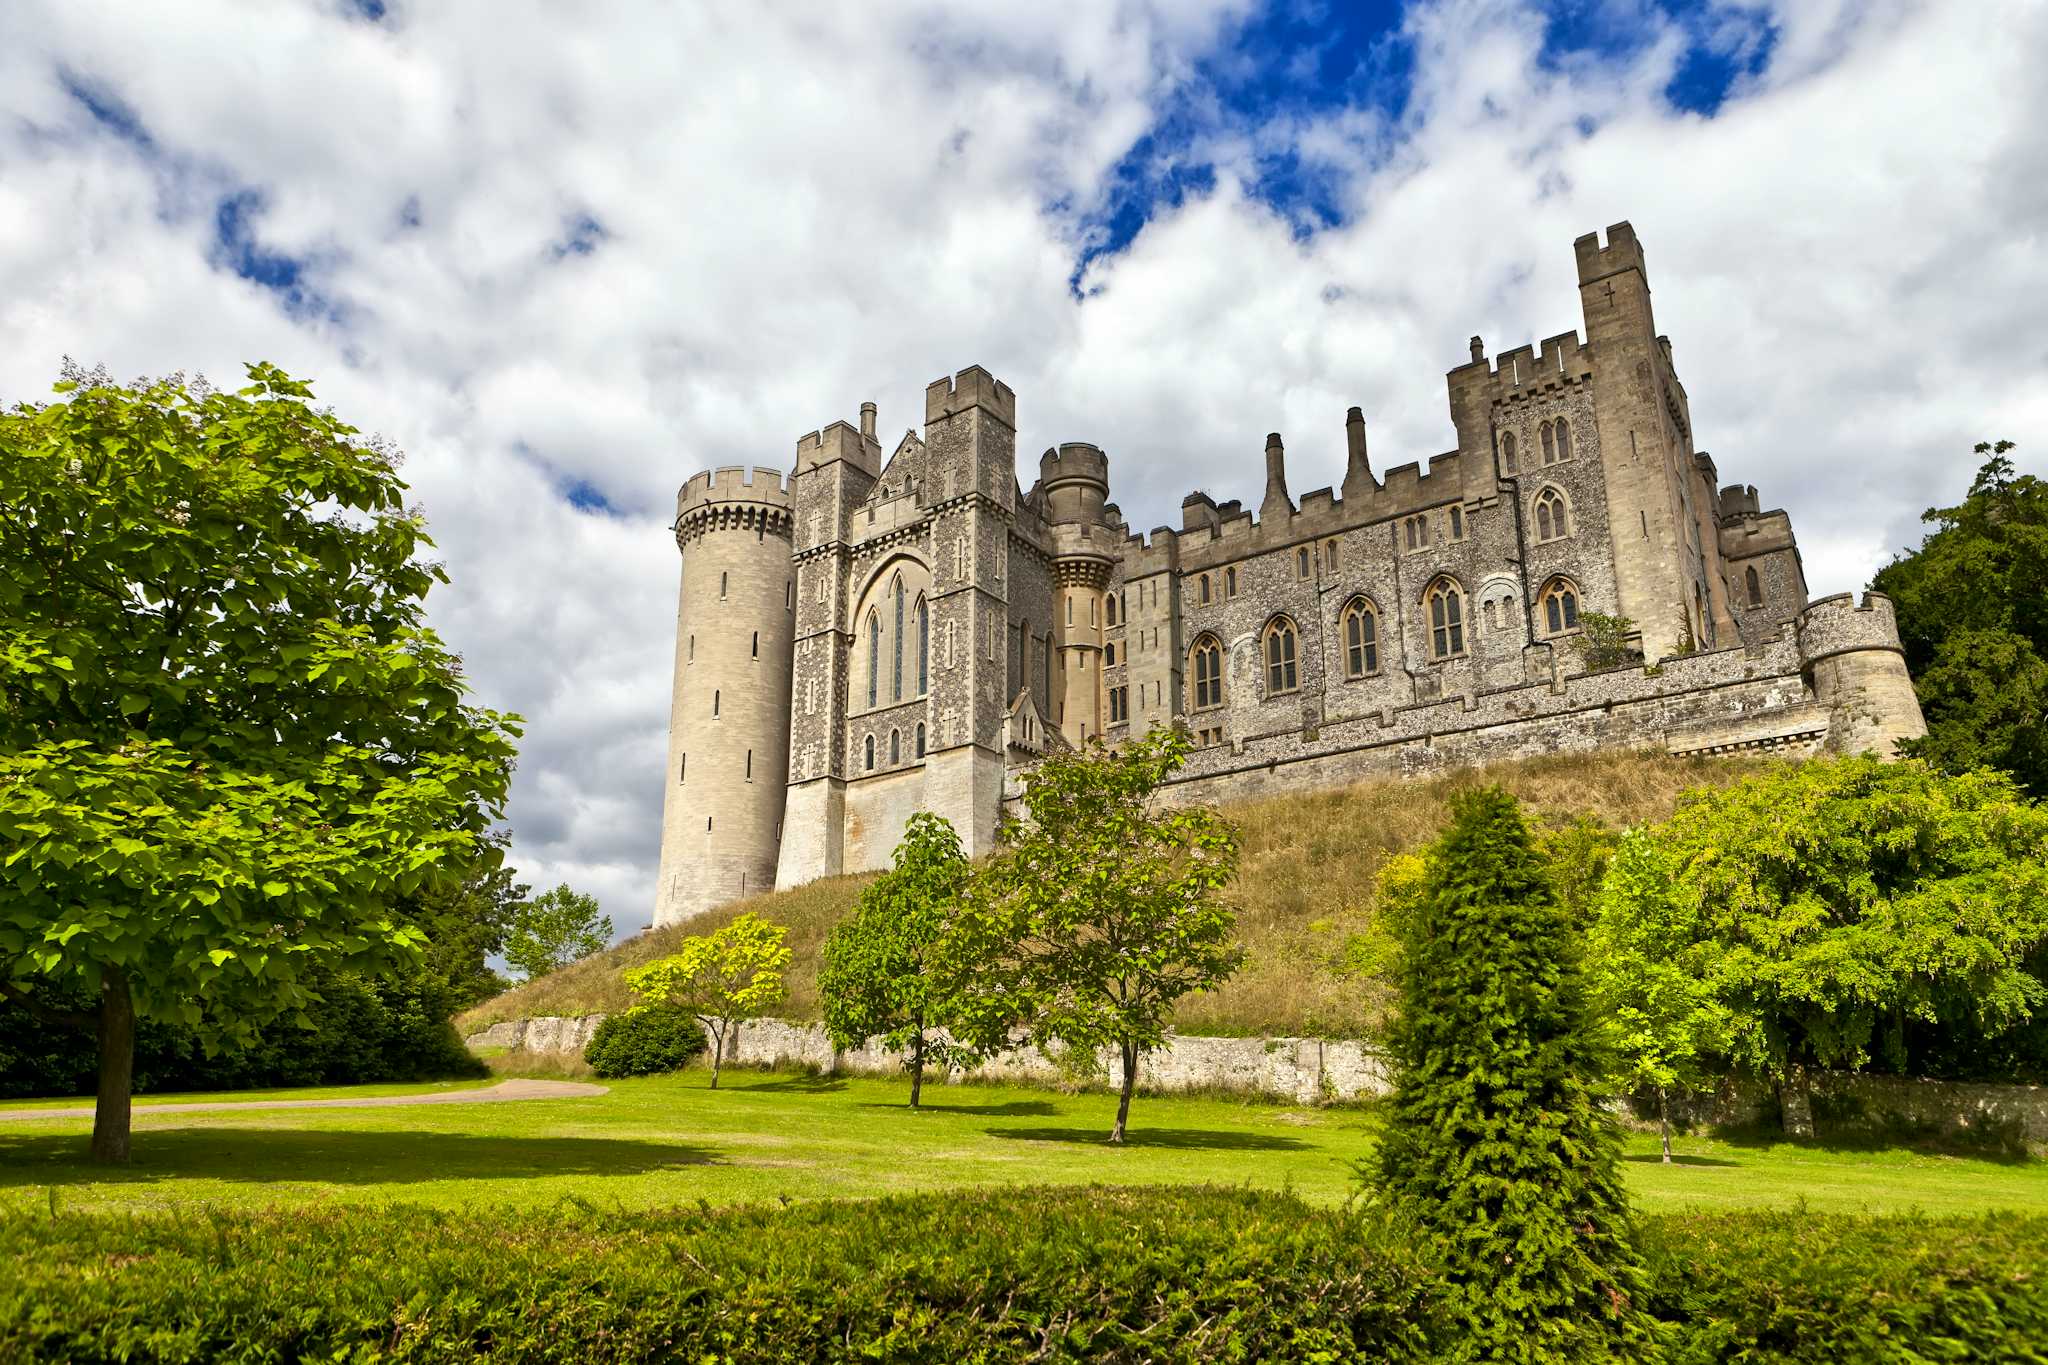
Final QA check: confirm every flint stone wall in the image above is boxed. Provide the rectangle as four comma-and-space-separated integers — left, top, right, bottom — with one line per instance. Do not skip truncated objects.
467, 1014, 1391, 1104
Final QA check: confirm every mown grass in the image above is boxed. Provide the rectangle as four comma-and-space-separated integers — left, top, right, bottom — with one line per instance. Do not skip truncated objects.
2, 1068, 2041, 1218
460, 748, 1776, 1037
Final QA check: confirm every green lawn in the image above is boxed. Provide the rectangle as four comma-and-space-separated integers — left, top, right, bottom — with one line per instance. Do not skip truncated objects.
2, 1069, 2042, 1218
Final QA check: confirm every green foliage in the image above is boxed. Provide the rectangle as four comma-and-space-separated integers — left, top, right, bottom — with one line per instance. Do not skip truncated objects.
1575, 611, 1640, 671
1376, 787, 1652, 1361
626, 912, 789, 1088
503, 884, 611, 982
3, 1189, 2042, 1362
1587, 831, 1733, 1158
1872, 440, 2048, 792
818, 812, 971, 1106
581, 1005, 706, 1079
951, 727, 1244, 1141
0, 364, 519, 1156
1617, 758, 2048, 1082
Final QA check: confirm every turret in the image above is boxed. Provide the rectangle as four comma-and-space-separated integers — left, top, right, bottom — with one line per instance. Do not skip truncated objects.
1796, 593, 1927, 758
653, 466, 797, 926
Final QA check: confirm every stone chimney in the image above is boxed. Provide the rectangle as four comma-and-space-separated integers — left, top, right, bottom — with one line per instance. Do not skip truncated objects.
859, 401, 877, 442
1342, 406, 1373, 502
1261, 432, 1293, 520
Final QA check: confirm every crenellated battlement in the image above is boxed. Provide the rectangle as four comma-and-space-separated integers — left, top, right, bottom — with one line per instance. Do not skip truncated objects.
925, 364, 1017, 428
1796, 592, 1906, 666
675, 465, 795, 545
1573, 220, 1643, 285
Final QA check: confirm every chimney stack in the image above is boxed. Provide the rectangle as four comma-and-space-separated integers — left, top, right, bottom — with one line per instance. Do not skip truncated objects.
1469, 335, 1485, 365
1261, 432, 1293, 521
1342, 406, 1373, 503
859, 401, 877, 441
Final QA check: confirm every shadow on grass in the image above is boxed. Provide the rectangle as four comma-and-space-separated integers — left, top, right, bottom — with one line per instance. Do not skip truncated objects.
861, 1099, 1060, 1118
1706, 1123, 2036, 1166
0, 1128, 718, 1186
987, 1126, 1309, 1151
723, 1073, 846, 1095
1622, 1153, 1741, 1168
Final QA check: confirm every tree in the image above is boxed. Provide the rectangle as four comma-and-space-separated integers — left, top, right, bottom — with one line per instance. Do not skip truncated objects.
818, 812, 971, 1109
0, 364, 519, 1162
1375, 788, 1650, 1361
951, 727, 1243, 1144
1612, 757, 2048, 1133
624, 912, 789, 1088
503, 884, 611, 982
1872, 440, 2048, 793
1587, 830, 1732, 1161
1574, 611, 1640, 671
404, 831, 527, 1012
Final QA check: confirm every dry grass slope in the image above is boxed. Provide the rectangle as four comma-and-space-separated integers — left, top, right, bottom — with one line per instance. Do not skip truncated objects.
459, 749, 1776, 1039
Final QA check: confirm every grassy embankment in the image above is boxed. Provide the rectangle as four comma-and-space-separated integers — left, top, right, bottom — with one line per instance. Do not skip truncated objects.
4, 1069, 2043, 1217
459, 748, 1775, 1039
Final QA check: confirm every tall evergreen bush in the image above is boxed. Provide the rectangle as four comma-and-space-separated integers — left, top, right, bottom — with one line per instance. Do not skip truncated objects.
1376, 787, 1653, 1361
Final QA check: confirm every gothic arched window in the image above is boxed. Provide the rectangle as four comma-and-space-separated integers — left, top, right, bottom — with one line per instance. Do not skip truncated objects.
1501, 430, 1518, 475
892, 576, 905, 702
1556, 418, 1572, 461
1745, 565, 1762, 607
864, 734, 875, 770
866, 611, 881, 708
1427, 580, 1466, 659
1264, 617, 1299, 694
890, 729, 901, 764
1539, 579, 1581, 635
1341, 599, 1379, 679
1533, 487, 1570, 542
915, 722, 926, 758
1191, 636, 1223, 710
916, 595, 929, 695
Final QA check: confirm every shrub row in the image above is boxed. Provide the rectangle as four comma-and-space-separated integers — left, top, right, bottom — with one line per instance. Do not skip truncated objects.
2, 1187, 2043, 1362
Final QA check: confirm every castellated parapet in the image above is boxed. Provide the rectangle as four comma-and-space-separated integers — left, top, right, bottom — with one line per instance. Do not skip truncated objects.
652, 225, 1929, 923
652, 466, 796, 928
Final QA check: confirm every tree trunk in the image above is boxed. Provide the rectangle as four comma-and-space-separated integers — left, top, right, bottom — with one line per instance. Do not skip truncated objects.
909, 1030, 925, 1110
1780, 1064, 1814, 1138
1658, 1086, 1672, 1163
708, 1020, 725, 1090
91, 967, 135, 1165
1109, 1038, 1137, 1144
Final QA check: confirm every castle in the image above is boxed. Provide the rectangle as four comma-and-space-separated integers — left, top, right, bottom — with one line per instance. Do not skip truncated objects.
651, 222, 1927, 926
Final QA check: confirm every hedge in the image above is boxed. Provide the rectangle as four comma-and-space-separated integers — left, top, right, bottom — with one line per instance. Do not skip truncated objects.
1, 1187, 2043, 1362
582, 1006, 707, 1079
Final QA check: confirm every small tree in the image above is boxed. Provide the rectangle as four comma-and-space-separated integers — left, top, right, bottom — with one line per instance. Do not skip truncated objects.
818, 812, 971, 1108
624, 913, 789, 1088
504, 884, 612, 982
952, 727, 1242, 1143
0, 365, 518, 1162
1574, 611, 1640, 671
1375, 788, 1651, 1359
1587, 829, 1732, 1161
1614, 757, 2048, 1133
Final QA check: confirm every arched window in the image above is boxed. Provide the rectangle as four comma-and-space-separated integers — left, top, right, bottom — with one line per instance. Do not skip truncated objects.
1199, 573, 1211, 604
1427, 580, 1466, 659
892, 576, 905, 702
1296, 547, 1310, 580
1533, 487, 1570, 542
1191, 636, 1223, 710
915, 723, 926, 758
1105, 643, 1116, 665
866, 611, 880, 708
1745, 565, 1762, 607
916, 596, 929, 695
1225, 566, 1238, 597
1326, 539, 1340, 572
890, 729, 901, 764
1106, 594, 1118, 626
1501, 430, 1518, 475
1264, 617, 1299, 694
1556, 418, 1572, 461
1341, 599, 1379, 679
1539, 579, 1581, 635
864, 734, 875, 770
1540, 421, 1557, 465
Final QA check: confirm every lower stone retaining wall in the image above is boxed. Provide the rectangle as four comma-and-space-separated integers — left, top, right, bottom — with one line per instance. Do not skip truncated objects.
469, 1013, 2048, 1149
466, 1014, 1392, 1104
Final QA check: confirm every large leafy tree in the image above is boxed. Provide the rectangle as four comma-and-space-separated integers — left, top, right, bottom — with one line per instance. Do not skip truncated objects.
1872, 440, 2048, 792
1587, 830, 1732, 1161
503, 884, 611, 983
625, 912, 789, 1089
818, 811, 971, 1109
1612, 758, 2048, 1131
0, 364, 519, 1162
1375, 788, 1650, 1361
951, 727, 1242, 1144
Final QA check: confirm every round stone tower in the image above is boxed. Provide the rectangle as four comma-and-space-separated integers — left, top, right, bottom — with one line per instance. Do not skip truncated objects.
1042, 443, 1118, 747
1796, 591, 1928, 758
652, 465, 795, 927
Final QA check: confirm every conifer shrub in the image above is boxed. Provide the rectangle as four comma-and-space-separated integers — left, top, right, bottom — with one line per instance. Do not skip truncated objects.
1375, 786, 1654, 1361
581, 1006, 706, 1079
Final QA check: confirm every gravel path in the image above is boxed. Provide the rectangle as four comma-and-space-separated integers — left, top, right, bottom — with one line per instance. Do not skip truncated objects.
0, 1079, 607, 1123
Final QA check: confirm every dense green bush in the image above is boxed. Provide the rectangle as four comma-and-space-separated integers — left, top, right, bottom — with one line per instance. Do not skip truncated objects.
0, 1189, 2041, 1362
582, 1006, 706, 1079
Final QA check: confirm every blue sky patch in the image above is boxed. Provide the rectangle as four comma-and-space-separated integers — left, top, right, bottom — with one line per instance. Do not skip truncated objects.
212, 190, 341, 322
550, 214, 607, 260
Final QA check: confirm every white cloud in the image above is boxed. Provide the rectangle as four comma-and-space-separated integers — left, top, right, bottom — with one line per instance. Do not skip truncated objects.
1, 0, 2042, 934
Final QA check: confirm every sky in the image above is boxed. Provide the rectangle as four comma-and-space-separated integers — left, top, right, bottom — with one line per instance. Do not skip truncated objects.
3, 0, 2044, 937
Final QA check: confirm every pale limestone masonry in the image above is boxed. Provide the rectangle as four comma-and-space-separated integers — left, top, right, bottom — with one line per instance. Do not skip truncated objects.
654, 222, 1926, 924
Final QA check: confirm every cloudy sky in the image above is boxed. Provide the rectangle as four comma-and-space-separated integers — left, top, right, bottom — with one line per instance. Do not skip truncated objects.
3, 0, 2043, 935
